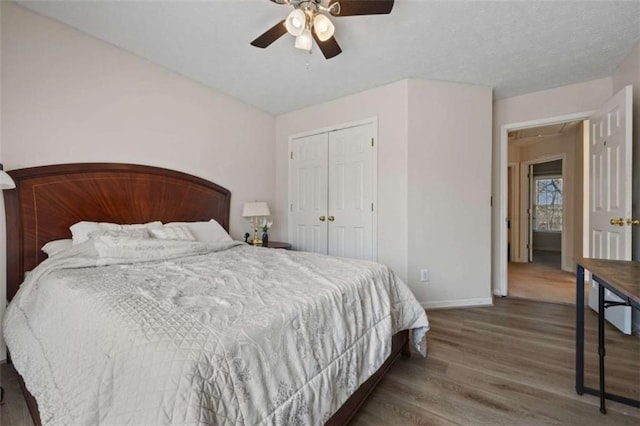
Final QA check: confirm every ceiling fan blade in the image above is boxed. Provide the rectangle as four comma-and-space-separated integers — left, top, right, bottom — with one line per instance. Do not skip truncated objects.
250, 20, 287, 48
312, 32, 342, 59
329, 0, 394, 16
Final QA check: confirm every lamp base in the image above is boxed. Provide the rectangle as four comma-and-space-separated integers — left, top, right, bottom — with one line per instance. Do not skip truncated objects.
252, 225, 263, 246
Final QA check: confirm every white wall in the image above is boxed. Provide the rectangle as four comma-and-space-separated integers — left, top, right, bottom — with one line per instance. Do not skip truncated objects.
407, 79, 493, 308
275, 80, 410, 283
492, 77, 613, 292
0, 3, 276, 361
611, 42, 640, 261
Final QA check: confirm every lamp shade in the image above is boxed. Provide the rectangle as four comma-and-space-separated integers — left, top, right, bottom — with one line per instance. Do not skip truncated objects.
0, 164, 15, 190
313, 14, 335, 42
285, 9, 306, 36
295, 29, 313, 51
242, 202, 271, 217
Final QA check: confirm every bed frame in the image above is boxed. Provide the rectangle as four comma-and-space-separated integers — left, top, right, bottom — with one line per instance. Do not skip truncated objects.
4, 162, 408, 426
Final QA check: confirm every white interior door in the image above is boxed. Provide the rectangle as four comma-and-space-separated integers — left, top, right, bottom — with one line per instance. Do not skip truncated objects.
588, 85, 633, 334
327, 123, 375, 260
289, 133, 329, 254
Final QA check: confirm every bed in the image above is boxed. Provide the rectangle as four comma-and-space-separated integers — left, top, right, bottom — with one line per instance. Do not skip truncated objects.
3, 163, 429, 425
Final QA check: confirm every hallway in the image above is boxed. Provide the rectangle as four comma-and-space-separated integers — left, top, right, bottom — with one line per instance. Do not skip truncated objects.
507, 261, 580, 305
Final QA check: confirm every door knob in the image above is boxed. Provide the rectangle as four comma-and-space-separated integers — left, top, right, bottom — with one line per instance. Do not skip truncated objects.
610, 218, 625, 226
627, 219, 640, 226
328, 215, 335, 222
319, 216, 326, 222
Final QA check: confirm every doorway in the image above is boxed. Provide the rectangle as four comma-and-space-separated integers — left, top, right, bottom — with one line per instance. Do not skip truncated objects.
504, 120, 586, 304
530, 159, 563, 269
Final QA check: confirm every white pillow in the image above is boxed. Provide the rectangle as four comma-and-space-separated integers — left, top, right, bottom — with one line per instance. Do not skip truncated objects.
88, 228, 151, 240
41, 239, 73, 257
70, 221, 162, 244
149, 225, 195, 241
164, 219, 231, 243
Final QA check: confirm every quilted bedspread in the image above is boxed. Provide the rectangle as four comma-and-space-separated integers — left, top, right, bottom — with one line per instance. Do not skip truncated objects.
4, 236, 429, 425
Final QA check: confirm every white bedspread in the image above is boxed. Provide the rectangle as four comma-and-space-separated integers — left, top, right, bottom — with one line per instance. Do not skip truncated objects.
4, 236, 429, 425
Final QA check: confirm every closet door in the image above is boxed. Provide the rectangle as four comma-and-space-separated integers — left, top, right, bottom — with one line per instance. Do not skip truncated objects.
328, 123, 375, 260
289, 132, 329, 254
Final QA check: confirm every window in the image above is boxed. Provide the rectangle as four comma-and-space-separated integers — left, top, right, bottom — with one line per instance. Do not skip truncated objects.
533, 176, 562, 232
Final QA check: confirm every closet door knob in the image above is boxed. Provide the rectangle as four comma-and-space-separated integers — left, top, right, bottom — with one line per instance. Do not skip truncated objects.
627, 219, 640, 226
610, 218, 625, 226
319, 216, 326, 222
328, 215, 335, 222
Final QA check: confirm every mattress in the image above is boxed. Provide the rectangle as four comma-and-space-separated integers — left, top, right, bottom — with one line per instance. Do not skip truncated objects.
4, 236, 429, 425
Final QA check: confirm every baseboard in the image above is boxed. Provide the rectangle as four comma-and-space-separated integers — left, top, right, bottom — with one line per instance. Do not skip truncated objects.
421, 297, 493, 310
562, 265, 574, 273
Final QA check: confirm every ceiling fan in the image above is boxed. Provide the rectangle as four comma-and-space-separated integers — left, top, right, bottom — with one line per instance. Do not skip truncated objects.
250, 0, 395, 59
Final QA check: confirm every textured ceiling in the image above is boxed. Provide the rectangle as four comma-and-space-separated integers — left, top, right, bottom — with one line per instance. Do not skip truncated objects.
18, 0, 640, 115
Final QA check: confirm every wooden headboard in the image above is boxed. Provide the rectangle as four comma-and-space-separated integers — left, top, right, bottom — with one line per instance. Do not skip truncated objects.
3, 163, 231, 301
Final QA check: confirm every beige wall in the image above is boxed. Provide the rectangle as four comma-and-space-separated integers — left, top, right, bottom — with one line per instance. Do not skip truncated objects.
0, 3, 276, 360
611, 42, 640, 260
1, 3, 276, 240
276, 79, 493, 307
407, 79, 492, 307
508, 143, 520, 163
493, 77, 612, 127
0, 0, 6, 362
275, 80, 410, 282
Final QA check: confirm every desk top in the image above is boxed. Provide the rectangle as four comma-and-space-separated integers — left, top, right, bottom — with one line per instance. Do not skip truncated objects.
578, 258, 640, 307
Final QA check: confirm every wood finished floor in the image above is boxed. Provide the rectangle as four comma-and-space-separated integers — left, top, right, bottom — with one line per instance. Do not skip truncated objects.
508, 261, 577, 305
352, 298, 639, 425
1, 298, 638, 425
0, 360, 32, 426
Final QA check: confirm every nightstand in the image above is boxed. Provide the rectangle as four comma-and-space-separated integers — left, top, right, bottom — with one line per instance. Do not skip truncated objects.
249, 241, 292, 250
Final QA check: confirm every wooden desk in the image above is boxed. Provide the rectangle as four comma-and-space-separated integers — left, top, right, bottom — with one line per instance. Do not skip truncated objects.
575, 258, 640, 414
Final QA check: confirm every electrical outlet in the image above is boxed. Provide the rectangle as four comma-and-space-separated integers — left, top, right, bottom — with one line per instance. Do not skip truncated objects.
420, 269, 429, 282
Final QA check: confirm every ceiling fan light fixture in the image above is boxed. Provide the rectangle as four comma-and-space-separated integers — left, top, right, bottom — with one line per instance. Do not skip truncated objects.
294, 28, 313, 51
327, 1, 340, 16
313, 13, 334, 42
285, 9, 306, 36
252, 0, 394, 59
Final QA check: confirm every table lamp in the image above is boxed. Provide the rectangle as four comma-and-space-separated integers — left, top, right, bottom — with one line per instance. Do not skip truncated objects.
242, 201, 270, 245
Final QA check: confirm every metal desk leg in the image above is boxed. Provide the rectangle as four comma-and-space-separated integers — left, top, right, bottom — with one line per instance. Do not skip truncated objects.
576, 265, 585, 395
598, 283, 606, 414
